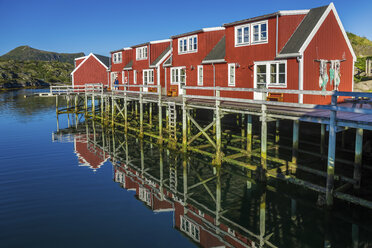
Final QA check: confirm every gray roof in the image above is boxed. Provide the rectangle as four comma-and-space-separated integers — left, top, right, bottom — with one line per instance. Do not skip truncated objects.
93, 54, 110, 67
278, 5, 328, 57
124, 60, 133, 69
171, 29, 204, 39
163, 55, 172, 67
150, 45, 171, 67
202, 36, 226, 64
223, 12, 279, 27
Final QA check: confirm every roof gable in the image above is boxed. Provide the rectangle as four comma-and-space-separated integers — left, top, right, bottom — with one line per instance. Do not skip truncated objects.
71, 53, 109, 75
278, 3, 356, 60
150, 45, 171, 67
124, 60, 133, 70
163, 55, 172, 67
202, 36, 226, 64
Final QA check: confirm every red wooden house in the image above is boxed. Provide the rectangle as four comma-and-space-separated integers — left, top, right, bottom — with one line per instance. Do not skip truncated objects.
110, 47, 133, 90
214, 3, 355, 104
74, 134, 109, 171
164, 27, 225, 96
122, 39, 171, 93
71, 53, 110, 88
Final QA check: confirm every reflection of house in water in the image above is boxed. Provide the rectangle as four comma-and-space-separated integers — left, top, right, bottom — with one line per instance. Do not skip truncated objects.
114, 164, 256, 248
74, 134, 109, 171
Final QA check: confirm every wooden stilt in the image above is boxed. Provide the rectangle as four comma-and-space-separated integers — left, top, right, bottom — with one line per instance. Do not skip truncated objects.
321, 123, 326, 158
247, 115, 252, 154
215, 90, 222, 166
326, 95, 337, 207
353, 128, 363, 189
260, 102, 267, 181
158, 92, 163, 144
182, 92, 187, 152
139, 89, 144, 138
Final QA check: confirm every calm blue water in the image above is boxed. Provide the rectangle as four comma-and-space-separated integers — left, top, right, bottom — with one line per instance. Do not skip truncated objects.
0, 90, 192, 248
1, 89, 372, 248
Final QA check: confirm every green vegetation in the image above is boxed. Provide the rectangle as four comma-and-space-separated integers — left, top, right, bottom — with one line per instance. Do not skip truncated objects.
0, 45, 84, 64
0, 45, 84, 89
0, 59, 74, 88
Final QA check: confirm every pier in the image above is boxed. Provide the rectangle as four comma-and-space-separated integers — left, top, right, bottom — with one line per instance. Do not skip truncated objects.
50, 84, 372, 209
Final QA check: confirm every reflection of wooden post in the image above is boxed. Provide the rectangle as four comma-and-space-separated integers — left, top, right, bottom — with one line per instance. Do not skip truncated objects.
140, 140, 144, 176
74, 95, 78, 113
354, 128, 363, 189
292, 120, 299, 166
326, 95, 337, 206
321, 124, 326, 158
259, 190, 266, 247
216, 165, 221, 226
159, 147, 164, 200
183, 155, 188, 205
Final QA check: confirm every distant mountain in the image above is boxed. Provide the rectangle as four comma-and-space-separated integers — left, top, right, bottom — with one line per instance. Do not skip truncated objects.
0, 46, 84, 64
347, 32, 372, 57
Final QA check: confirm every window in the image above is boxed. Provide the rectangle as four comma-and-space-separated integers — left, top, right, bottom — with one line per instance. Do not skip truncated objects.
143, 69, 154, 85
252, 21, 267, 43
113, 52, 122, 64
235, 24, 250, 46
197, 65, 203, 86
180, 216, 200, 242
136, 46, 148, 60
133, 70, 137, 84
228, 63, 235, 86
255, 61, 286, 87
178, 35, 197, 54
139, 187, 151, 205
171, 67, 186, 85
234, 20, 268, 46
111, 72, 118, 84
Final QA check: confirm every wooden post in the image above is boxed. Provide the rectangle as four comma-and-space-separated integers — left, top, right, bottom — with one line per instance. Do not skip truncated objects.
247, 114, 252, 154
139, 88, 144, 138
182, 90, 187, 152
260, 98, 267, 181
111, 97, 114, 126
321, 123, 326, 158
92, 94, 95, 116
215, 90, 222, 166
353, 128, 363, 189
55, 96, 59, 115
149, 103, 153, 128
326, 95, 337, 207
275, 119, 280, 144
124, 95, 128, 133
158, 90, 163, 144
85, 94, 88, 116
241, 114, 245, 149
292, 120, 299, 166
100, 95, 104, 123
74, 95, 78, 113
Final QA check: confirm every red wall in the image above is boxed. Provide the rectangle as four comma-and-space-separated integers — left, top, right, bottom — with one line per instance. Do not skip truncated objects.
75, 58, 85, 67
166, 30, 225, 96
278, 14, 306, 52
73, 55, 108, 87
303, 10, 354, 104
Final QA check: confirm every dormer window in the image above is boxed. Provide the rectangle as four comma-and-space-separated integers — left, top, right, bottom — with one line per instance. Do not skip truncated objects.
136, 46, 148, 60
113, 52, 122, 64
235, 20, 268, 47
179, 35, 197, 54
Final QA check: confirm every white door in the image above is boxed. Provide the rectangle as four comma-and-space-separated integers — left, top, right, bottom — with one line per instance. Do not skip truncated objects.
254, 64, 267, 100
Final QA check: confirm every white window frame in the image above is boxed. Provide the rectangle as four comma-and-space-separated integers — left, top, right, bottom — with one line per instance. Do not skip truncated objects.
178, 35, 197, 54
180, 216, 200, 242
170, 67, 186, 85
254, 60, 287, 87
235, 24, 250, 47
228, 63, 236, 86
133, 70, 137, 84
112, 52, 122, 64
197, 65, 203, 86
143, 69, 154, 85
251, 20, 268, 44
136, 46, 148, 60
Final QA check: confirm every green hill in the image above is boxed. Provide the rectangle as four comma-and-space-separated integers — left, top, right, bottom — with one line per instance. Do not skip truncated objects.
347, 32, 372, 57
0, 46, 84, 64
0, 60, 74, 89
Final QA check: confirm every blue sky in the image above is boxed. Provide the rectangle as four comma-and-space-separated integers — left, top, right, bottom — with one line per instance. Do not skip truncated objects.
0, 0, 370, 56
